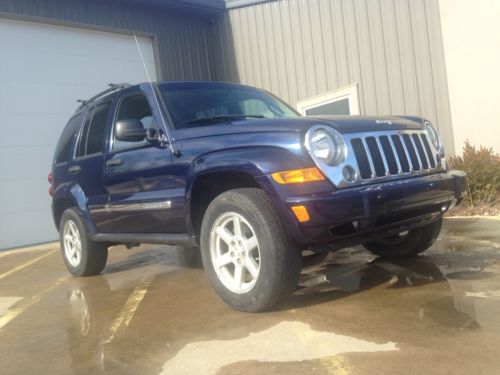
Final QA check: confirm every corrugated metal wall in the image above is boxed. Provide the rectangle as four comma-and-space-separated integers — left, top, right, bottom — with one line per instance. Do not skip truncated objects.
0, 0, 214, 81
0, 0, 455, 151
210, 0, 454, 152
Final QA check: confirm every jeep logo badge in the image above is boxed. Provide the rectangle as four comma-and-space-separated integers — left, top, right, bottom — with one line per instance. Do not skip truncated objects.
376, 120, 393, 125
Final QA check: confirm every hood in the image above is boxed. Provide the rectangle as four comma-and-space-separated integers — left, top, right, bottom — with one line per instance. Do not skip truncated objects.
172, 115, 426, 140
309, 115, 426, 132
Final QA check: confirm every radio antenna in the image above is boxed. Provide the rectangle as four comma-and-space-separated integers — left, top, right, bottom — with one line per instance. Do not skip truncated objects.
133, 33, 175, 155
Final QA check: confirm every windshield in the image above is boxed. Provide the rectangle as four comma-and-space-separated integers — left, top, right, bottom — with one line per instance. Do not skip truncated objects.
158, 82, 299, 129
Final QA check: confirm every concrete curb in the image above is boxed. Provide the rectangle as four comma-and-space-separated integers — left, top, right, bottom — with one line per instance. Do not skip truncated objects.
0, 241, 59, 256
445, 216, 500, 221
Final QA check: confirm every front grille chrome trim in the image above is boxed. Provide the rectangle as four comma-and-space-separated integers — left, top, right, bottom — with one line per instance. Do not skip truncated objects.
410, 134, 425, 170
360, 138, 376, 179
374, 136, 390, 176
387, 135, 403, 174
315, 129, 445, 188
399, 134, 414, 172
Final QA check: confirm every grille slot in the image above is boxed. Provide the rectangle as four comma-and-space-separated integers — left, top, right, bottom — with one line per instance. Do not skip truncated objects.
402, 134, 420, 171
379, 136, 399, 174
420, 134, 436, 168
391, 135, 411, 172
365, 137, 386, 177
412, 134, 429, 169
349, 131, 441, 182
351, 139, 372, 179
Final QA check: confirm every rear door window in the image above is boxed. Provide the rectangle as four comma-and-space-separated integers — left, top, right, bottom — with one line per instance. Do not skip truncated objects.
76, 102, 111, 157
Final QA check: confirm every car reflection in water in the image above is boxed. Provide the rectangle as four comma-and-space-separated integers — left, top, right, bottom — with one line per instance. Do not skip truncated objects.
64, 246, 203, 374
64, 244, 499, 372
296, 250, 485, 330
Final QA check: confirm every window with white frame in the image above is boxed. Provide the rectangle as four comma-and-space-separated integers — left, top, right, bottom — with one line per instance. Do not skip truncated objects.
297, 84, 360, 116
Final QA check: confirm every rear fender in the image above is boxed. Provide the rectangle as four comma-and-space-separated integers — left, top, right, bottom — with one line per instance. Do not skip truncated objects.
52, 182, 97, 234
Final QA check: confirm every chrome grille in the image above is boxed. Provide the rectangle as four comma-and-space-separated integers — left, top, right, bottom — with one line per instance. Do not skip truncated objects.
350, 132, 440, 181
307, 127, 445, 189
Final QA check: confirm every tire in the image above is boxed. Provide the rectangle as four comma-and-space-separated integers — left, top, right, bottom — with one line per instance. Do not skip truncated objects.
200, 188, 301, 312
59, 208, 108, 276
363, 219, 442, 258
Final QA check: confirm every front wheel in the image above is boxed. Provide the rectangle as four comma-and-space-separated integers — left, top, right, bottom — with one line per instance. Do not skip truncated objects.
200, 188, 301, 312
363, 219, 442, 258
59, 208, 108, 276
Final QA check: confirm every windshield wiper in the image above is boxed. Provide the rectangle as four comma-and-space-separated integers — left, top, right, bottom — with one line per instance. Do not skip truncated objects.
186, 114, 265, 125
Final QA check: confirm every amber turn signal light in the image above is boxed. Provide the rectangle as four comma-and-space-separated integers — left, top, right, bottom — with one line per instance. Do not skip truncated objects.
271, 167, 325, 184
291, 205, 310, 223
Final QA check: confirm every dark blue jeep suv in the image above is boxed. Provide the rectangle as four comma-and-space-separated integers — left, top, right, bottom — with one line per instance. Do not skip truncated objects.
50, 81, 466, 311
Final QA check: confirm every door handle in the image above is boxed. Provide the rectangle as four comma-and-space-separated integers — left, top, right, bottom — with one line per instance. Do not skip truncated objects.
68, 165, 81, 174
106, 158, 123, 167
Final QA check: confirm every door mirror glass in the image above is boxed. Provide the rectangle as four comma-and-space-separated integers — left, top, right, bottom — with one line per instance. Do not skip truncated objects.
145, 128, 161, 145
115, 119, 146, 142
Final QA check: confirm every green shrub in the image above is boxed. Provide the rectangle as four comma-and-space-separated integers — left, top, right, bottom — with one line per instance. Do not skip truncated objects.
448, 141, 500, 207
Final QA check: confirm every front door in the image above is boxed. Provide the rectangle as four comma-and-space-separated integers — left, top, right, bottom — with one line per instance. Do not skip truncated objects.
101, 91, 184, 234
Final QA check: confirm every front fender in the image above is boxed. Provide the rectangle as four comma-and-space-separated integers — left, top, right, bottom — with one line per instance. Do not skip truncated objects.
191, 146, 310, 177
184, 145, 333, 242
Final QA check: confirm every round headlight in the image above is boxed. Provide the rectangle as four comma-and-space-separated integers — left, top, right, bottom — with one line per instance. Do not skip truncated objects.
425, 122, 444, 155
306, 126, 346, 166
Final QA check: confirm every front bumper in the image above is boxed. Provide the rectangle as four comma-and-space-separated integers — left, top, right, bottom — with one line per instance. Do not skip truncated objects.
283, 170, 467, 245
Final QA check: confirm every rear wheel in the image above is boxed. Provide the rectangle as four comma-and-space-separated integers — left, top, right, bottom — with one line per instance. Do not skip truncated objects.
200, 188, 301, 312
59, 208, 108, 276
363, 219, 442, 258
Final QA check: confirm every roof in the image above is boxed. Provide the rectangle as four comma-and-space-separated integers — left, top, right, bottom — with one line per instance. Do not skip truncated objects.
224, 0, 274, 9
120, 0, 274, 13
174, 0, 275, 10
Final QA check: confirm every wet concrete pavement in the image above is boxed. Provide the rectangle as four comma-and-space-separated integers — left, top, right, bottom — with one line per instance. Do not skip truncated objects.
1, 218, 500, 374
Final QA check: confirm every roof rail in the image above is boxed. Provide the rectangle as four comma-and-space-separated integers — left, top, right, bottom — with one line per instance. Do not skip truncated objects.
77, 83, 131, 107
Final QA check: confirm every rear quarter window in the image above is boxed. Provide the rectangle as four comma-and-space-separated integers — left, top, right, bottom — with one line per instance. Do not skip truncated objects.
55, 114, 83, 164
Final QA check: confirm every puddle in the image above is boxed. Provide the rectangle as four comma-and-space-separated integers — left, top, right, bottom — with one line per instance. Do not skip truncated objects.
418, 297, 480, 329
2, 219, 500, 374
445, 271, 495, 280
465, 290, 500, 299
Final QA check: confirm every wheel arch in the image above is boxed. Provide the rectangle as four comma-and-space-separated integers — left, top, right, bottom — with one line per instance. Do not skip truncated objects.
187, 170, 261, 243
185, 146, 312, 243
51, 183, 96, 234
52, 197, 77, 229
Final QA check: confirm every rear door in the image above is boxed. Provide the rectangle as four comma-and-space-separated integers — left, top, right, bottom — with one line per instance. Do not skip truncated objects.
69, 101, 112, 226
52, 112, 84, 193
101, 91, 184, 234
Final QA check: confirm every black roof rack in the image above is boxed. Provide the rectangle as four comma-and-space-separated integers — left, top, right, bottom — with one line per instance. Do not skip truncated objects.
77, 83, 131, 107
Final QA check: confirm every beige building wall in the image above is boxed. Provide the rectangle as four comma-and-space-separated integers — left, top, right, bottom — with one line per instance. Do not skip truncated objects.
439, 0, 500, 153
211, 0, 455, 153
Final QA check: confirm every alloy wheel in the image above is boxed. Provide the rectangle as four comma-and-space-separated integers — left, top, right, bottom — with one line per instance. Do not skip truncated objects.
63, 220, 82, 268
209, 212, 261, 294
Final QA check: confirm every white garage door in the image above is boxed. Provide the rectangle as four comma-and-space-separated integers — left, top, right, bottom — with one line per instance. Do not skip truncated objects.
0, 18, 158, 250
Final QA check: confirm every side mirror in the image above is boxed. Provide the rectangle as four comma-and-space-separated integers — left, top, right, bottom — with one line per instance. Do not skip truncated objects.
115, 119, 147, 142
145, 128, 161, 145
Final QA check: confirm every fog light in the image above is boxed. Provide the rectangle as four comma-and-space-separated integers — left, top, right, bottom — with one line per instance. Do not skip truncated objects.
342, 165, 357, 183
291, 205, 310, 223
